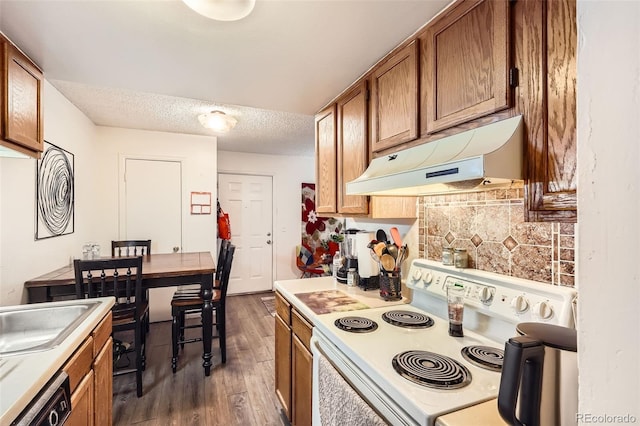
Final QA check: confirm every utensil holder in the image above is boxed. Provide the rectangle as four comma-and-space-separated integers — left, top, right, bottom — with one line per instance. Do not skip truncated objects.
379, 271, 401, 301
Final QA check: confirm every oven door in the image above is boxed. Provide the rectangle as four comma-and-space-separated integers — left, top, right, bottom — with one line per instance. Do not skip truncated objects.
311, 331, 418, 426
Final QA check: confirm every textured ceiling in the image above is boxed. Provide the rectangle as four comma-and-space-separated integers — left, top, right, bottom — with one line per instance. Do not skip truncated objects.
0, 0, 451, 156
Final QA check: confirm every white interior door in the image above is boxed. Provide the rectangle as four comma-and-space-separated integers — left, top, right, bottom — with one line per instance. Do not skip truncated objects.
218, 173, 273, 294
122, 158, 182, 322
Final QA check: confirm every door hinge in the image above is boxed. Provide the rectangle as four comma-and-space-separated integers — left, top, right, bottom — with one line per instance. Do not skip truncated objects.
509, 67, 519, 88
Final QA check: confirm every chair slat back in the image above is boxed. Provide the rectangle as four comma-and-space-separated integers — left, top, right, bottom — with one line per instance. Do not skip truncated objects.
216, 239, 231, 281
218, 245, 236, 302
111, 240, 152, 257
74, 257, 143, 313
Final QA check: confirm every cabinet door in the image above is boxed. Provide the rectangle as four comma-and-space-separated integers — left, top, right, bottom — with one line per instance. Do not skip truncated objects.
292, 334, 312, 426
94, 338, 113, 426
337, 81, 368, 214
275, 313, 292, 420
2, 41, 43, 153
371, 40, 419, 153
423, 0, 510, 134
522, 0, 577, 222
66, 370, 94, 426
315, 105, 337, 213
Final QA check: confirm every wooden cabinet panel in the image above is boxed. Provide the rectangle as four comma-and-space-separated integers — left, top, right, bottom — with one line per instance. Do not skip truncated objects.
63, 336, 93, 394
371, 41, 419, 153
370, 196, 417, 219
0, 35, 43, 157
292, 334, 312, 426
93, 338, 113, 426
337, 81, 368, 214
422, 0, 510, 134
315, 105, 337, 213
66, 370, 94, 426
275, 313, 292, 420
291, 309, 312, 352
275, 291, 291, 324
521, 0, 577, 222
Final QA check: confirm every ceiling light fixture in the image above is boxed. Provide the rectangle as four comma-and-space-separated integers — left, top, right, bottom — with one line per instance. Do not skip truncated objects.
198, 110, 238, 133
182, 0, 256, 22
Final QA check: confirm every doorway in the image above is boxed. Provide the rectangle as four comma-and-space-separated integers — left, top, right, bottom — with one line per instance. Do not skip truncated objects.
218, 173, 273, 294
120, 157, 182, 322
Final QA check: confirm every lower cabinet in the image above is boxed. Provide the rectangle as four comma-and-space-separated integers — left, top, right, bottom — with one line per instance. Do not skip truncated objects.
63, 312, 113, 425
275, 291, 313, 426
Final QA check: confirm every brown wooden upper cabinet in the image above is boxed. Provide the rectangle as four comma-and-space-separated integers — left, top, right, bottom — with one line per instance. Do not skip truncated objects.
1, 34, 44, 158
421, 0, 511, 134
314, 105, 337, 214
370, 40, 419, 153
521, 0, 577, 222
337, 81, 368, 215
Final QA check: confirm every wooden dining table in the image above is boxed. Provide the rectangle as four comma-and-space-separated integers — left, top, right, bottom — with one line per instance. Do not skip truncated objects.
24, 251, 217, 376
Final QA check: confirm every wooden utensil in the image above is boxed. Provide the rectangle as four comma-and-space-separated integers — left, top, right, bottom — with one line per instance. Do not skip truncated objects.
390, 227, 402, 247
373, 242, 386, 258
380, 253, 396, 272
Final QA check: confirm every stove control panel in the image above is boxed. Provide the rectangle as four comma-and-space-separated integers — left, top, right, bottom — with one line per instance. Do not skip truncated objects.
407, 259, 577, 327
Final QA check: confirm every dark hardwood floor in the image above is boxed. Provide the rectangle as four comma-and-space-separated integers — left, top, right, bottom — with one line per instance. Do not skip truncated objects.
112, 291, 285, 425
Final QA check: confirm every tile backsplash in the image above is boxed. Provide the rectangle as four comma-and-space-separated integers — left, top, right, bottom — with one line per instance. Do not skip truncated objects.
418, 186, 576, 286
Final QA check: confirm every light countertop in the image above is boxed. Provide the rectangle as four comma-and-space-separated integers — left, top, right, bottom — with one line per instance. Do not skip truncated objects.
274, 276, 407, 322
0, 297, 114, 425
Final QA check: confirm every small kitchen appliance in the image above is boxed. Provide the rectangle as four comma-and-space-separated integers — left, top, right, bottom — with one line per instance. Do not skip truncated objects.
498, 322, 578, 426
338, 229, 379, 289
311, 258, 577, 425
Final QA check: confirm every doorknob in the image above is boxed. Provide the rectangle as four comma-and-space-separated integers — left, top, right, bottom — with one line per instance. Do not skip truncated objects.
267, 240, 272, 245
173, 246, 180, 252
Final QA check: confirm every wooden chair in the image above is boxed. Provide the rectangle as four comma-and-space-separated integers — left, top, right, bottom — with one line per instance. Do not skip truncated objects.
171, 244, 235, 373
173, 239, 230, 296
111, 239, 151, 257
74, 256, 148, 397
112, 239, 152, 333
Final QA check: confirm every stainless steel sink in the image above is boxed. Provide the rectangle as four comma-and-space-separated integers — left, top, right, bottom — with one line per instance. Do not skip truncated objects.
0, 302, 100, 356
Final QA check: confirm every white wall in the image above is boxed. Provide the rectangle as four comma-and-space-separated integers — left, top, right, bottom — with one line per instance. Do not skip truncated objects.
0, 82, 218, 306
94, 127, 217, 255
577, 0, 640, 420
0, 81, 97, 305
217, 150, 315, 281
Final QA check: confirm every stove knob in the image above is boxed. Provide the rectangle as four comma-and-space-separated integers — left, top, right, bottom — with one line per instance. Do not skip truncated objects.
479, 286, 494, 304
410, 269, 423, 284
510, 295, 530, 314
422, 272, 433, 285
533, 301, 554, 319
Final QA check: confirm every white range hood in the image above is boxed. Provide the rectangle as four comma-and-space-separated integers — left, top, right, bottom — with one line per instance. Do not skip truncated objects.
346, 115, 524, 196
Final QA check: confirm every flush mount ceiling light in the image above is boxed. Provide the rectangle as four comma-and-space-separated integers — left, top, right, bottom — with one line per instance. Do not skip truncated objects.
198, 110, 238, 133
182, 0, 256, 21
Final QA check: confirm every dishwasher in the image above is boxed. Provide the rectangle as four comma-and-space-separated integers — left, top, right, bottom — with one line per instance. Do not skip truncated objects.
11, 371, 71, 426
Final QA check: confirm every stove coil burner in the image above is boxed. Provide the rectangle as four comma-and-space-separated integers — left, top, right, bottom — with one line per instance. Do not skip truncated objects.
382, 310, 434, 329
334, 316, 378, 333
461, 346, 504, 372
392, 350, 471, 389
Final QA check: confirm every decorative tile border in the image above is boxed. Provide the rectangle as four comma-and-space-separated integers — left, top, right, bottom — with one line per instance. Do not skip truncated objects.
418, 187, 576, 286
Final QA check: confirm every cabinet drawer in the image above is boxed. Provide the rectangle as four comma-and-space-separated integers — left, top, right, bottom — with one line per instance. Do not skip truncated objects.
92, 312, 112, 357
291, 309, 313, 352
275, 292, 291, 324
63, 336, 94, 394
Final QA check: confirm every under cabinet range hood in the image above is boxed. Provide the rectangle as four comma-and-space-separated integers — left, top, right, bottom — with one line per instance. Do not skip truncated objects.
346, 115, 524, 196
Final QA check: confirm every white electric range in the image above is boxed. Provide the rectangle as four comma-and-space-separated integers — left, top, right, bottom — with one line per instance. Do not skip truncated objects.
310, 258, 577, 426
